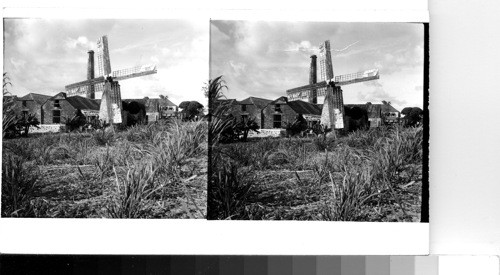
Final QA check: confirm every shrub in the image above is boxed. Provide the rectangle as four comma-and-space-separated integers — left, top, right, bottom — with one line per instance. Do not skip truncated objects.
1, 154, 40, 217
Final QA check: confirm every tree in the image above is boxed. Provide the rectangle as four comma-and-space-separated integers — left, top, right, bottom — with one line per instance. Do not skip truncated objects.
402, 107, 423, 127
344, 105, 369, 131
3, 73, 17, 138
205, 76, 238, 145
65, 109, 87, 132
180, 100, 204, 120
285, 114, 308, 136
17, 113, 40, 137
4, 113, 41, 138
179, 101, 189, 110
235, 116, 260, 141
401, 107, 413, 116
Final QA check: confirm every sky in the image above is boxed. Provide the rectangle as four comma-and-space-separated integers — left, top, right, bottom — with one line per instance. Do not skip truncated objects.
210, 21, 424, 111
3, 19, 209, 106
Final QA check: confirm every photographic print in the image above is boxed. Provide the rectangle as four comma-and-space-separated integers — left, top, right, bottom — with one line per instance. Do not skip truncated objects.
208, 21, 428, 221
2, 19, 208, 218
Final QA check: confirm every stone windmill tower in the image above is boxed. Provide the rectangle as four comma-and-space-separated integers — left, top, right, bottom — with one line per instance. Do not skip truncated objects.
286, 40, 380, 131
65, 35, 157, 124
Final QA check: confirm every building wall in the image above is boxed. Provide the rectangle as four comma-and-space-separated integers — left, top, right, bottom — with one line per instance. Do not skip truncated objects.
262, 103, 298, 129
42, 99, 77, 125
146, 112, 160, 123
14, 100, 44, 122
238, 104, 262, 125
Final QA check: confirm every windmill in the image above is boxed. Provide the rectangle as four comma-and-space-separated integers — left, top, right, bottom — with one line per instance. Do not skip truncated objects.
65, 35, 157, 124
286, 40, 380, 130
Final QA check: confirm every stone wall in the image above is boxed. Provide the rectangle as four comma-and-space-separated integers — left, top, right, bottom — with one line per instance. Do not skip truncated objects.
14, 100, 44, 123
30, 124, 64, 133
239, 104, 263, 126
261, 103, 297, 129
248, 128, 284, 138
42, 98, 77, 125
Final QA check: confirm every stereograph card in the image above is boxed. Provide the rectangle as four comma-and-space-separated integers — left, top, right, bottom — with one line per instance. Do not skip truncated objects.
0, 6, 429, 255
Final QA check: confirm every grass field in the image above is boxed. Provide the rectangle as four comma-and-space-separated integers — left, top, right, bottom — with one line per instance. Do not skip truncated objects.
1, 119, 207, 218
208, 125, 424, 221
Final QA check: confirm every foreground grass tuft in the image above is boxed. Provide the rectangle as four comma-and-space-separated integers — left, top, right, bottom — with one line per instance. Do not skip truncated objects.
1, 154, 40, 217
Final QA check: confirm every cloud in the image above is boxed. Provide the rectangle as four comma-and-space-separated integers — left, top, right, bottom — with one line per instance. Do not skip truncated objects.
228, 60, 246, 77
283, 40, 318, 53
357, 81, 407, 107
9, 58, 26, 71
65, 36, 95, 50
150, 56, 160, 64
210, 20, 424, 113
3, 19, 208, 106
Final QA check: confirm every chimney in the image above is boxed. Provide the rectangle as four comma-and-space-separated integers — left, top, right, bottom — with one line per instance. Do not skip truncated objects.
309, 55, 318, 104
87, 50, 95, 99
309, 55, 317, 84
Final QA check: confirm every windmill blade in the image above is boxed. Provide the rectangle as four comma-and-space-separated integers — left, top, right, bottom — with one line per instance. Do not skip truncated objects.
333, 69, 379, 86
112, 64, 157, 81
65, 76, 106, 96
65, 65, 157, 96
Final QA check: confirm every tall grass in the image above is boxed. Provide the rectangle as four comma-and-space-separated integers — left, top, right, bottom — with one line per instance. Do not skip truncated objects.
208, 160, 254, 220
211, 125, 423, 221
93, 128, 115, 146
123, 119, 173, 143
106, 163, 159, 219
325, 165, 379, 221
1, 154, 39, 217
144, 120, 207, 178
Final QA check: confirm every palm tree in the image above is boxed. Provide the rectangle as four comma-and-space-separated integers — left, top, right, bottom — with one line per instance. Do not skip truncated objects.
18, 113, 40, 137
3, 73, 18, 138
236, 116, 260, 141
206, 76, 236, 145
